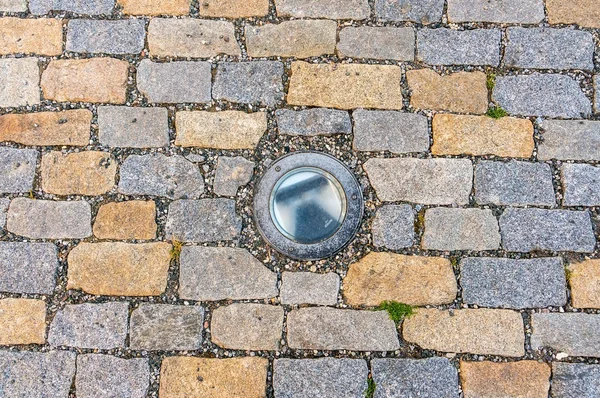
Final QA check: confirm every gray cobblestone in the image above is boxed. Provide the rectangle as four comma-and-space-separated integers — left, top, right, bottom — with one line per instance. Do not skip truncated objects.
0, 147, 37, 193
0, 58, 40, 108
0, 198, 8, 229
213, 156, 254, 197
280, 272, 339, 305
375, 0, 444, 23
98, 106, 169, 148
276, 108, 351, 136
213, 62, 284, 106
76, 355, 150, 398
165, 199, 241, 242
29, 0, 115, 14
275, 0, 369, 19
595, 75, 599, 112
539, 120, 600, 161
552, 363, 600, 398
137, 60, 211, 104
67, 19, 145, 54
562, 164, 600, 206
531, 313, 600, 357
417, 28, 501, 66
372, 204, 415, 250
338, 27, 415, 61
448, 0, 544, 23
0, 242, 57, 294
0, 0, 26, 11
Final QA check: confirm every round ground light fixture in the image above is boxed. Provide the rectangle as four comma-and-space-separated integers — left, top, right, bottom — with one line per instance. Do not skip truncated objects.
254, 152, 363, 260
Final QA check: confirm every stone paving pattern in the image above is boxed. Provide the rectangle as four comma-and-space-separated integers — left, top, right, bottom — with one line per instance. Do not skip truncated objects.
0, 0, 599, 397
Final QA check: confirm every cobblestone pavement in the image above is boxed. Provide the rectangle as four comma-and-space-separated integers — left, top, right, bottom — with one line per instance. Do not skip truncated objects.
0, 0, 599, 397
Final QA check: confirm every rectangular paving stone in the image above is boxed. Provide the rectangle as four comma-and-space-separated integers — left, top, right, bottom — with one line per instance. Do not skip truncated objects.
166, 199, 241, 242
287, 307, 400, 351
275, 0, 369, 19
280, 271, 339, 306
562, 164, 600, 206
0, 0, 26, 11
274, 358, 368, 398
552, 363, 600, 398
363, 158, 473, 205
287, 62, 402, 110
200, 0, 268, 17
500, 208, 595, 253
48, 302, 129, 349
475, 160, 555, 206
0, 57, 40, 107
372, 204, 415, 250
30, 0, 115, 14
493, 74, 591, 118
0, 242, 57, 294
213, 156, 254, 196
338, 27, 415, 61
505, 28, 594, 70
130, 304, 204, 351
93, 201, 157, 240
213, 61, 284, 106
373, 358, 459, 398
0, 351, 76, 397
118, 0, 190, 15
0, 17, 63, 55
353, 110, 429, 154
0, 298, 46, 345
67, 19, 145, 54
375, 0, 444, 23
137, 60, 211, 104
546, 0, 600, 28
531, 313, 600, 357
447, 0, 544, 23
418, 28, 501, 66
7, 198, 92, 239
403, 308, 525, 356
0, 110, 91, 146
0, 147, 37, 193
460, 257, 567, 309
276, 108, 351, 136
76, 354, 150, 398
568, 259, 600, 309
246, 20, 336, 58
422, 208, 501, 251
539, 120, 600, 161
98, 106, 169, 148
41, 151, 116, 195
148, 18, 239, 58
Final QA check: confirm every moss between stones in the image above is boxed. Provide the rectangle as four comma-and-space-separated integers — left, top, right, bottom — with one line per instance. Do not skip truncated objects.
365, 377, 376, 398
377, 301, 415, 323
486, 106, 508, 119
170, 240, 183, 262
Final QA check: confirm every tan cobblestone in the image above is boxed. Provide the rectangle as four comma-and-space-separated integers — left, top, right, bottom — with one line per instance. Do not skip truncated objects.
568, 259, 600, 309
93, 201, 157, 240
118, 0, 190, 15
0, 110, 91, 146
0, 17, 63, 56
407, 69, 488, 114
67, 242, 171, 296
546, 0, 600, 28
159, 357, 268, 398
200, 0, 269, 17
0, 298, 46, 345
41, 151, 116, 196
41, 58, 129, 104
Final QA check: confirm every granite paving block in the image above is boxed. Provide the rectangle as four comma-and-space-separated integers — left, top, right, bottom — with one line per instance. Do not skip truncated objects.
531, 313, 600, 357
0, 242, 58, 294
372, 204, 415, 250
213, 156, 254, 196
165, 199, 242, 242
280, 272, 340, 305
98, 106, 169, 148
30, 0, 115, 14
338, 27, 415, 61
67, 19, 145, 54
0, 147, 37, 193
0, 58, 40, 107
276, 108, 351, 136
275, 0, 369, 19
447, 0, 545, 23
137, 60, 212, 104
0, 0, 27, 11
552, 363, 600, 398
0, 198, 8, 229
375, 0, 444, 23
418, 28, 501, 66
76, 355, 150, 398
562, 163, 600, 206
213, 62, 284, 106
538, 120, 600, 161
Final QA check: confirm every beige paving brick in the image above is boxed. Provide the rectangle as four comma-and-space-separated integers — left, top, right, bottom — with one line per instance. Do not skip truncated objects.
460, 360, 550, 398
0, 18, 62, 55
67, 242, 171, 296
118, 0, 190, 15
159, 357, 268, 398
287, 61, 402, 110
175, 111, 266, 149
41, 58, 129, 104
546, 0, 600, 28
0, 110, 91, 146
199, 0, 269, 17
432, 114, 534, 157
0, 298, 46, 345
403, 308, 525, 357
275, 0, 369, 19
343, 252, 457, 306
0, 0, 26, 12
93, 201, 157, 240
338, 26, 415, 61
568, 259, 600, 309
41, 151, 116, 196
0, 58, 40, 108
407, 69, 488, 114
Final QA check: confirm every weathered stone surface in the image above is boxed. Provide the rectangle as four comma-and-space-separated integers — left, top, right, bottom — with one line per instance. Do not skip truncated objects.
0, 351, 76, 397
246, 20, 336, 58
539, 120, 600, 161
76, 354, 150, 398
148, 18, 239, 57
344, 252, 456, 307
48, 302, 129, 349
41, 58, 129, 104
432, 114, 534, 157
93, 201, 157, 240
407, 69, 488, 113
373, 358, 459, 398
460, 360, 550, 398
137, 60, 211, 104
338, 27, 415, 61
280, 272, 339, 305
596, 76, 599, 113
130, 304, 204, 350
118, 0, 190, 15
546, 0, 600, 28
0, 110, 91, 146
166, 199, 241, 242
0, 0, 26, 11
118, 154, 204, 199
159, 357, 268, 398
275, 0, 369, 19
98, 106, 169, 148
375, 0, 444, 23
0, 147, 37, 193
211, 303, 283, 350
7, 198, 92, 239
364, 158, 472, 205
568, 259, 600, 309
213, 62, 284, 106
67, 242, 171, 296
448, 0, 545, 23
418, 28, 501, 66
41, 151, 116, 195
200, 0, 267, 17
0, 58, 40, 107
179, 246, 277, 301
500, 208, 595, 253
0, 242, 57, 294
372, 204, 415, 250
552, 363, 600, 398
29, 0, 115, 14
493, 74, 591, 118
0, 198, 8, 228
287, 307, 400, 351
461, 257, 567, 309
67, 19, 145, 54
403, 308, 525, 356
562, 164, 600, 206
276, 108, 351, 136
176, 111, 266, 149
213, 156, 254, 196
0, 17, 63, 55
531, 313, 600, 357
0, 298, 46, 345
288, 62, 402, 110
274, 358, 368, 398
353, 110, 429, 153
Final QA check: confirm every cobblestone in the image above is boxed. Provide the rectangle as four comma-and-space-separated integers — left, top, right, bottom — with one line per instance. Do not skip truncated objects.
214, 61, 284, 106
0, 298, 46, 345
76, 354, 150, 398
538, 120, 600, 161
137, 60, 212, 104
118, 0, 190, 15
418, 28, 501, 66
280, 271, 339, 305
447, 0, 545, 23
372, 204, 415, 250
213, 156, 254, 196
0, 17, 63, 55
67, 19, 145, 54
546, 0, 600, 28
375, 0, 444, 23
531, 313, 600, 357
0, 57, 40, 107
41, 151, 116, 195
276, 108, 351, 136
568, 259, 600, 309
0, 198, 8, 228
552, 363, 600, 398
165, 199, 241, 242
200, 0, 268, 17
0, 110, 92, 146
98, 106, 169, 148
275, 0, 369, 19
0, 147, 37, 193
338, 27, 415, 61
562, 164, 600, 206
29, 0, 115, 15
0, 242, 57, 294
0, 0, 26, 11
93, 201, 157, 240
